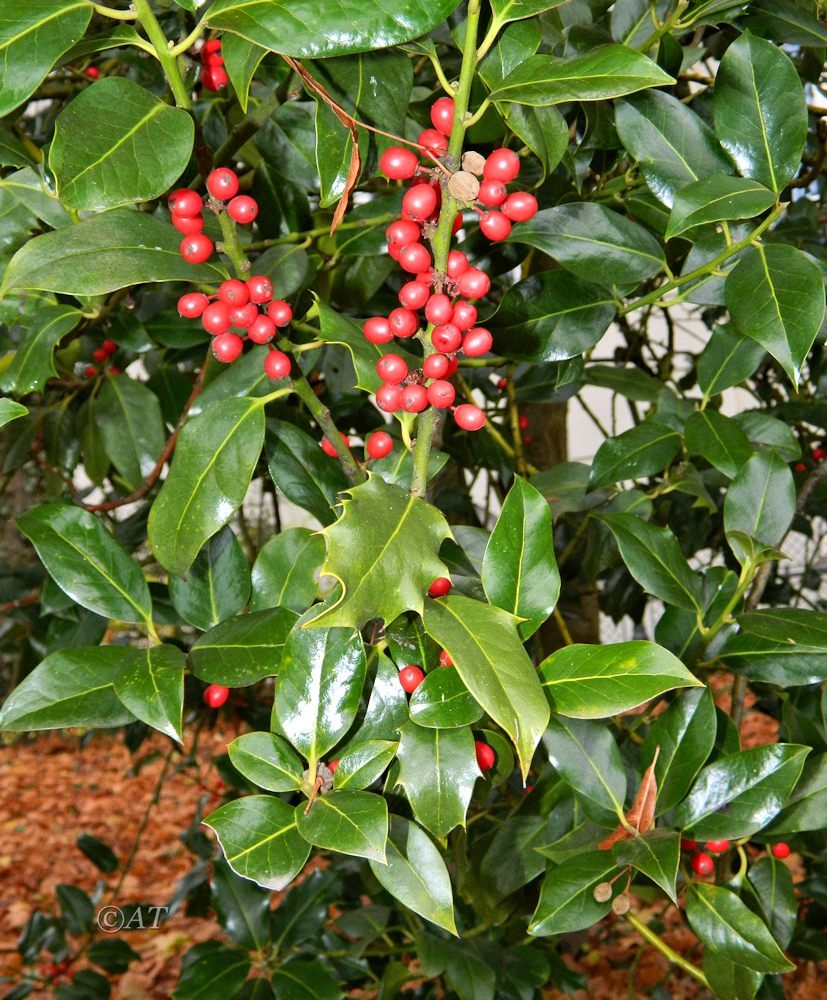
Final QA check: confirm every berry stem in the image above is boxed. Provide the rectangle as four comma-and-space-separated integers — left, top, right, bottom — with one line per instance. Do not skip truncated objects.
216, 209, 250, 277
89, 2, 139, 20
625, 912, 710, 989
132, 0, 192, 109
169, 21, 209, 58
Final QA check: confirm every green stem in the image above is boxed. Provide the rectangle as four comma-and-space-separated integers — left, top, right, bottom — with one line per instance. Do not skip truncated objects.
636, 0, 689, 51
89, 1, 138, 20
211, 92, 281, 170
626, 912, 710, 989
216, 210, 250, 277
410, 0, 482, 498
245, 213, 397, 251
132, 0, 192, 109
169, 21, 208, 57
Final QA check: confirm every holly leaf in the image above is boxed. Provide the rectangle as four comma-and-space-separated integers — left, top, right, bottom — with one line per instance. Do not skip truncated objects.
599, 748, 660, 849
114, 644, 185, 743
189, 607, 298, 686
0, 304, 81, 394
295, 789, 387, 862
529, 852, 620, 936
613, 829, 680, 903
228, 732, 305, 792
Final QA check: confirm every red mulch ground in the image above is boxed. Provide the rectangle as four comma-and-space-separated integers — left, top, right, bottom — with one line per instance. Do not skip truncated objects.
0, 676, 824, 999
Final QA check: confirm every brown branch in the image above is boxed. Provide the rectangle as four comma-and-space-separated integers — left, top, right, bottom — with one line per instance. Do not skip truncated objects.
0, 592, 39, 615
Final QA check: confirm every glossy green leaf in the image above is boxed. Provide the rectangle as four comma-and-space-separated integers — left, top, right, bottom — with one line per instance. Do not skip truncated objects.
614, 830, 680, 903
423, 594, 549, 779
96, 375, 166, 491
498, 103, 568, 179
616, 91, 733, 207
675, 743, 810, 839
481, 475, 558, 638
204, 795, 310, 891
0, 304, 81, 395
169, 527, 251, 632
347, 650, 409, 746
491, 45, 673, 106
686, 882, 795, 973
590, 420, 681, 489
266, 418, 347, 526
0, 398, 27, 427
703, 952, 763, 1000
228, 731, 305, 792
174, 943, 251, 1000
114, 643, 185, 743
0, 0, 91, 117
529, 851, 619, 936
720, 610, 827, 687
149, 397, 265, 577
206, 0, 462, 57
747, 855, 796, 949
480, 20, 542, 91
713, 31, 807, 192
307, 475, 451, 630
746, 0, 827, 45
408, 668, 483, 729
698, 323, 767, 399
490, 0, 565, 22
274, 614, 365, 763
765, 753, 827, 834
17, 503, 152, 625
685, 410, 753, 478
641, 686, 716, 815
396, 722, 479, 840
539, 640, 700, 719
726, 244, 825, 386
600, 513, 703, 612
724, 450, 795, 564
189, 606, 298, 685
333, 740, 397, 790
507, 203, 665, 289
666, 175, 776, 239
1, 208, 222, 297
295, 789, 387, 863
586, 365, 665, 402
735, 411, 800, 462
211, 860, 270, 951
222, 32, 268, 113
0, 126, 33, 168
50, 78, 193, 212
369, 816, 457, 934
479, 815, 551, 902
271, 958, 342, 1000
0, 647, 135, 731
250, 527, 325, 613
542, 717, 626, 824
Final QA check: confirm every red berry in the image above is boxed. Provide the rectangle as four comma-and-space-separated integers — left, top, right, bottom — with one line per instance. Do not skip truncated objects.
202, 66, 228, 92
480, 210, 512, 242
388, 307, 419, 339
204, 684, 229, 708
229, 302, 259, 328
246, 275, 273, 303
172, 213, 204, 235
497, 378, 507, 391
227, 195, 258, 224
388, 241, 404, 262
364, 316, 394, 344
85, 365, 97, 378
523, 784, 534, 796
439, 649, 453, 666
201, 301, 231, 335
704, 840, 731, 854
180, 233, 213, 264
367, 431, 393, 460
418, 128, 449, 154
430, 96, 455, 136
484, 148, 521, 183
813, 448, 825, 462
84, 66, 100, 80
327, 759, 339, 773
399, 242, 431, 275
425, 293, 454, 326
267, 300, 293, 327
457, 267, 491, 299
432, 323, 462, 353
92, 348, 108, 363
212, 332, 243, 363
416, 270, 436, 286
264, 350, 291, 380
376, 383, 404, 412
428, 577, 452, 597
462, 326, 493, 357
445, 355, 459, 376
771, 842, 791, 859
377, 353, 408, 384
169, 188, 203, 217
399, 665, 425, 693
795, 462, 808, 472
386, 219, 421, 247
402, 183, 438, 222
427, 379, 455, 408
321, 431, 349, 458
475, 740, 495, 773
478, 178, 507, 206
248, 314, 276, 344
380, 146, 419, 180
202, 38, 222, 56
522, 434, 532, 446
402, 383, 429, 413
691, 852, 714, 877
218, 278, 250, 306
503, 191, 538, 223
102, 340, 117, 354
452, 300, 477, 331
399, 281, 431, 310
451, 213, 463, 235
454, 403, 486, 431
109, 367, 121, 375
446, 250, 469, 280
681, 839, 699, 851
518, 414, 529, 430
207, 167, 239, 201
423, 353, 450, 379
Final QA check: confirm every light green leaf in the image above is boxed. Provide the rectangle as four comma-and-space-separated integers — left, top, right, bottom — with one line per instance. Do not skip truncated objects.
491, 0, 565, 23
222, 32, 268, 114
333, 740, 397, 790
295, 789, 387, 862
0, 398, 27, 427
698, 323, 766, 400
529, 851, 619, 935
589, 419, 681, 489
724, 450, 795, 564
114, 644, 185, 742
408, 668, 483, 729
614, 830, 680, 903
228, 732, 305, 792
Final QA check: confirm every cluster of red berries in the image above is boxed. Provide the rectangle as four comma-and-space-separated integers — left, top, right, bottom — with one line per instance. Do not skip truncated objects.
200, 38, 227, 92
682, 837, 791, 876
172, 168, 258, 262
794, 447, 825, 473
82, 339, 119, 379
39, 960, 71, 984
320, 430, 396, 462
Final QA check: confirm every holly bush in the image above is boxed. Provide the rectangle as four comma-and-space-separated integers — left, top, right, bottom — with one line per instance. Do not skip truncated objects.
2, 0, 827, 997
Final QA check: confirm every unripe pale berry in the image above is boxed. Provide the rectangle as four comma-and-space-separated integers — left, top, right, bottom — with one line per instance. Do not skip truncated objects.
212, 332, 243, 363
204, 684, 230, 708
386, 219, 420, 246
427, 380, 455, 408
502, 191, 538, 222
462, 326, 493, 357
364, 317, 394, 344
478, 178, 507, 206
771, 842, 791, 859
246, 275, 273, 303
227, 195, 258, 224
399, 665, 425, 693
431, 323, 462, 354
180, 233, 213, 264
321, 431, 349, 458
402, 383, 429, 412
376, 383, 404, 412
264, 350, 291, 379
428, 577, 452, 597
691, 852, 714, 876
446, 250, 469, 279
218, 278, 250, 306
377, 353, 408, 384
267, 300, 293, 327
475, 740, 495, 773
229, 302, 259, 328
169, 188, 203, 217
399, 242, 431, 274
248, 314, 276, 344
430, 96, 455, 136
367, 431, 393, 459
452, 300, 477, 331
402, 183, 438, 222
418, 128, 449, 154
480, 210, 512, 242
422, 353, 450, 379
389, 307, 419, 339
457, 267, 491, 299
484, 148, 521, 183
380, 146, 419, 180
178, 292, 210, 318
399, 281, 431, 310
172, 214, 204, 235
425, 293, 453, 326
207, 167, 239, 201
704, 840, 731, 854
454, 403, 486, 431
201, 301, 231, 335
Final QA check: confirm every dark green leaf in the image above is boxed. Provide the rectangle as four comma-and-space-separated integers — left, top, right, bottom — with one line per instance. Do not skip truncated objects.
498, 103, 568, 179
614, 830, 680, 902
490, 0, 565, 23
333, 740, 397, 789
189, 607, 298, 686
685, 410, 753, 478
529, 851, 619, 935
347, 650, 409, 746
250, 527, 324, 613
87, 938, 140, 975
169, 527, 251, 632
228, 731, 304, 792
96, 375, 166, 491
745, 0, 827, 45
174, 942, 252, 1000
724, 451, 795, 563
56, 883, 94, 935
542, 717, 626, 824
721, 610, 827, 686
408, 668, 483, 729
666, 175, 775, 239
211, 859, 270, 951
479, 815, 549, 902
747, 855, 796, 949
271, 958, 342, 1000
266, 419, 347, 527
698, 323, 766, 400
589, 418, 680, 488
0, 304, 81, 394
114, 643, 185, 742
76, 834, 118, 874
222, 32, 268, 114
703, 952, 763, 1000
295, 789, 387, 862
765, 753, 827, 834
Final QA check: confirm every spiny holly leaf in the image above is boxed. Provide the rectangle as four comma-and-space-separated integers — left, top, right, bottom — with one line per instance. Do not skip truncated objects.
306, 474, 452, 630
